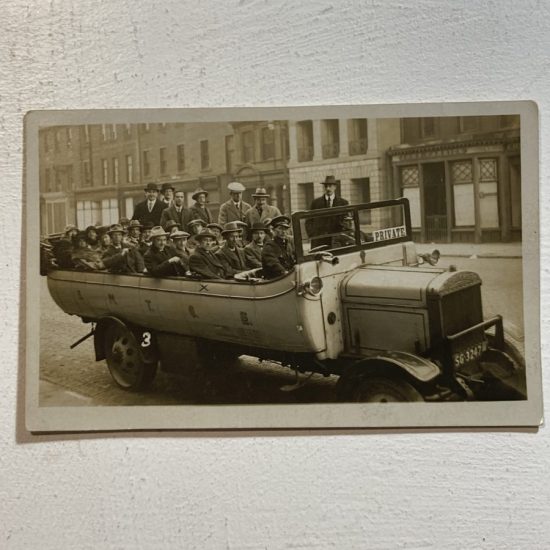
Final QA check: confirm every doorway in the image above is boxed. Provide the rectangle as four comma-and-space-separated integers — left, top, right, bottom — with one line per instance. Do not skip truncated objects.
422, 162, 447, 242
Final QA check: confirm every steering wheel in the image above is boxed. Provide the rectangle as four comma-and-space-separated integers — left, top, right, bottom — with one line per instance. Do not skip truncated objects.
309, 244, 329, 253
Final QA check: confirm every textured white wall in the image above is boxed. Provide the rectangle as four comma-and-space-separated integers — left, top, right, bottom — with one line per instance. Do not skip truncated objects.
2, 1, 549, 548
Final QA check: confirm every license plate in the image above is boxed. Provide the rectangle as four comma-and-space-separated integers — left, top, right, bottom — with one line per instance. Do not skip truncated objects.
452, 340, 488, 369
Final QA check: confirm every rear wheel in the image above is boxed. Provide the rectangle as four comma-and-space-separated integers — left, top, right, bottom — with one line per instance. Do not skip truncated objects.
352, 375, 424, 403
104, 322, 158, 391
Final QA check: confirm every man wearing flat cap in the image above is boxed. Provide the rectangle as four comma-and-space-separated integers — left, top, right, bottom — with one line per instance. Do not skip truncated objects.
261, 216, 296, 279
189, 188, 213, 224
218, 181, 252, 226
160, 188, 192, 232
102, 224, 145, 274
307, 175, 349, 248
189, 229, 229, 280
131, 183, 168, 226
216, 222, 248, 276
143, 226, 186, 277
243, 187, 282, 229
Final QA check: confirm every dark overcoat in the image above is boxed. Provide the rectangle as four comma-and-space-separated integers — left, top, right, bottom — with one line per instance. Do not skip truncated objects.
132, 199, 168, 226
261, 237, 296, 278
189, 247, 228, 279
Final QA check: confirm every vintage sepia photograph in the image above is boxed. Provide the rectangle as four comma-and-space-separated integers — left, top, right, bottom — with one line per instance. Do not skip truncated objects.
25, 103, 542, 431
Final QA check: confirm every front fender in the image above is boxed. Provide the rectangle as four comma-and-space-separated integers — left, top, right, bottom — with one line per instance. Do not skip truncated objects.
336, 352, 441, 399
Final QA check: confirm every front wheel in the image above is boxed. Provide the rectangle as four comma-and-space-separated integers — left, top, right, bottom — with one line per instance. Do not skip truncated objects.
351, 375, 424, 403
104, 322, 158, 391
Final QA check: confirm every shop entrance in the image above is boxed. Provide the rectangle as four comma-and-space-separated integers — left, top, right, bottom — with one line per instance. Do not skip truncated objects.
422, 162, 447, 242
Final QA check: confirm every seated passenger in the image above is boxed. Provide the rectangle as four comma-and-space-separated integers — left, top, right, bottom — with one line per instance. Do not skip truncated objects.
84, 225, 101, 251
138, 221, 154, 257
71, 232, 105, 270
331, 213, 368, 248
126, 220, 142, 247
261, 216, 296, 279
217, 222, 247, 276
189, 229, 230, 280
244, 222, 267, 269
207, 223, 224, 251
53, 224, 79, 268
97, 228, 111, 252
170, 230, 191, 272
143, 226, 186, 277
102, 224, 145, 274
187, 218, 207, 250
165, 219, 180, 236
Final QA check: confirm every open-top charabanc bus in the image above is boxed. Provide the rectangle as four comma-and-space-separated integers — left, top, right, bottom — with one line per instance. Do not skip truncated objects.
42, 198, 526, 402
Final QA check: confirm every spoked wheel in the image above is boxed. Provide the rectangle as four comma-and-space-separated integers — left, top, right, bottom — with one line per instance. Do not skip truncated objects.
352, 376, 424, 403
104, 323, 157, 391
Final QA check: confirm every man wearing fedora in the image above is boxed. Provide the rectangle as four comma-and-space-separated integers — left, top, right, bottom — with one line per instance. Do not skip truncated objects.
218, 181, 252, 226
243, 187, 282, 228
102, 224, 145, 274
160, 182, 175, 207
160, 188, 192, 233
189, 188, 213, 224
217, 222, 247, 276
308, 175, 349, 248
131, 183, 168, 226
189, 229, 229, 280
143, 226, 186, 277
126, 220, 142, 247
244, 222, 267, 269
262, 216, 296, 279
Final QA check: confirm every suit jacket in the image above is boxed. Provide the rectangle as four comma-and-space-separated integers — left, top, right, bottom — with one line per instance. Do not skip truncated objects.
262, 237, 296, 278
189, 247, 228, 279
216, 243, 247, 275
189, 203, 213, 224
307, 195, 350, 246
244, 241, 264, 269
218, 200, 252, 226
143, 246, 185, 277
132, 199, 168, 226
102, 244, 145, 274
160, 204, 192, 231
243, 204, 282, 227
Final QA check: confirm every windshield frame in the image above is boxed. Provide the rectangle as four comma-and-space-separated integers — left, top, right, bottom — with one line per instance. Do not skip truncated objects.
291, 197, 413, 264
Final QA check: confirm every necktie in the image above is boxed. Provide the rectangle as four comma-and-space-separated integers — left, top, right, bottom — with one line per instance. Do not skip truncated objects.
327, 196, 332, 208
148, 201, 153, 213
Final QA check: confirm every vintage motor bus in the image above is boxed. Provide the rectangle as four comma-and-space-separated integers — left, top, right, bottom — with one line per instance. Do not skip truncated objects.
43, 198, 526, 402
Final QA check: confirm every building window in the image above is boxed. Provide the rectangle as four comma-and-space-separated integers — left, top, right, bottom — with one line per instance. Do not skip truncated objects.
102, 159, 109, 185
177, 144, 185, 172
322, 119, 340, 159
459, 117, 479, 133
143, 150, 151, 177
84, 125, 90, 143
421, 118, 436, 139
140, 123, 150, 132
159, 147, 167, 175
83, 160, 91, 187
111, 124, 117, 140
54, 130, 61, 152
125, 197, 135, 219
112, 157, 119, 185
101, 198, 119, 225
101, 124, 107, 141
298, 182, 314, 210
225, 136, 234, 173
159, 122, 167, 131
200, 140, 210, 170
297, 121, 313, 162
348, 119, 368, 155
66, 165, 74, 190
54, 169, 62, 191
261, 127, 275, 160
242, 131, 254, 163
451, 160, 474, 227
126, 155, 133, 183
76, 200, 100, 228
44, 168, 51, 192
125, 123, 132, 138
47, 201, 67, 234
66, 128, 72, 149
44, 131, 50, 153
400, 165, 421, 228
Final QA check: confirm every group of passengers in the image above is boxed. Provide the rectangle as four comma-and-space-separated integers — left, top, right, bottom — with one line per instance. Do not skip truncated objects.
45, 181, 297, 280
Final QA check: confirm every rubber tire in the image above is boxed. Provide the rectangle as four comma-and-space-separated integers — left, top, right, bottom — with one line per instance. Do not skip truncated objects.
104, 323, 158, 391
351, 375, 424, 403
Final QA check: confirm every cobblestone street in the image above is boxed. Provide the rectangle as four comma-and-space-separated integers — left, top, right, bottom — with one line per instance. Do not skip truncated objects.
39, 254, 524, 407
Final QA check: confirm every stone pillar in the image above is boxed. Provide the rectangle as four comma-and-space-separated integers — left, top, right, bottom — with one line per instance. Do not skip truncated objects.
338, 118, 349, 157
288, 121, 297, 163
367, 118, 378, 154
312, 119, 322, 161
